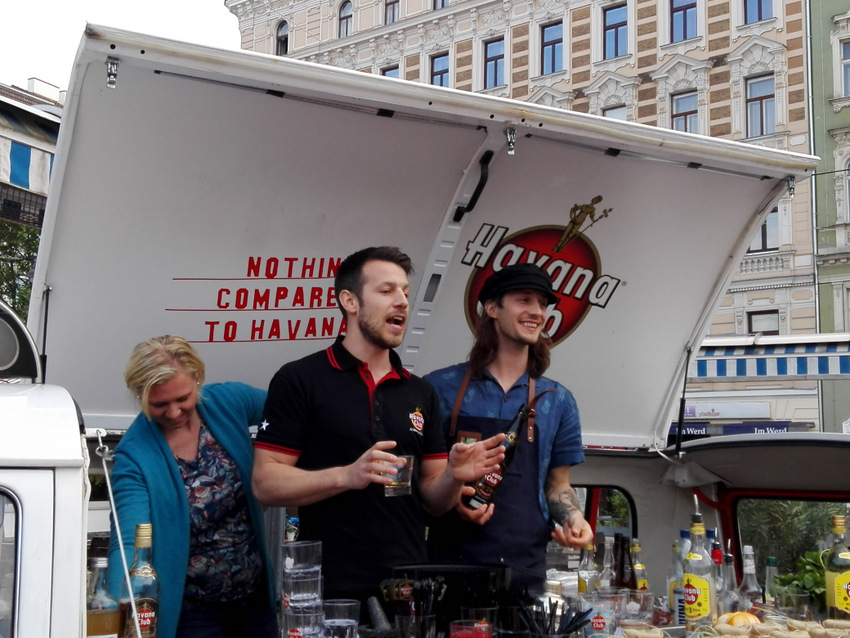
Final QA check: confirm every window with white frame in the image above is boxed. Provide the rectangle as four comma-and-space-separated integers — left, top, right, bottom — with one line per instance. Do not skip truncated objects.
603, 105, 628, 120
744, 0, 772, 24
672, 91, 698, 132
541, 22, 564, 76
748, 206, 779, 252
431, 53, 449, 86
603, 5, 628, 60
434, 0, 449, 8
746, 75, 775, 138
276, 22, 289, 56
382, 66, 400, 78
385, 0, 399, 25
671, 0, 697, 43
339, 1, 353, 38
843, 41, 850, 98
747, 309, 779, 335
484, 38, 505, 89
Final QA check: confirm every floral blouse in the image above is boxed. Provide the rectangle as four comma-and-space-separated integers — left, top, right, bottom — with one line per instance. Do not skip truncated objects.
176, 423, 263, 602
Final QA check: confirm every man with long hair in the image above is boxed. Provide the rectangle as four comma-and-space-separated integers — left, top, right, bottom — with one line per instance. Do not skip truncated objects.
425, 263, 593, 590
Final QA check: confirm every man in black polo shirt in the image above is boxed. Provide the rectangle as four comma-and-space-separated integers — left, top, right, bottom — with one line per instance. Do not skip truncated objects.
253, 246, 505, 602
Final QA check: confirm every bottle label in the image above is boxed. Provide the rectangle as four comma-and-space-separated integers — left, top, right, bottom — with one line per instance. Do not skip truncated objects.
685, 552, 703, 561
743, 556, 756, 574
637, 578, 648, 590
122, 598, 158, 638
826, 570, 850, 613
684, 575, 712, 622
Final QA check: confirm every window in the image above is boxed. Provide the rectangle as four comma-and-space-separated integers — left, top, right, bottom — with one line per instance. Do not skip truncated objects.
276, 22, 289, 56
431, 54, 449, 86
0, 491, 17, 637
746, 75, 775, 137
382, 66, 400, 78
385, 0, 399, 25
671, 0, 697, 43
747, 310, 779, 335
603, 105, 628, 120
541, 23, 563, 76
744, 0, 772, 24
843, 41, 850, 98
484, 39, 505, 89
748, 206, 779, 252
603, 5, 628, 60
339, 1, 353, 38
434, 0, 449, 8
672, 91, 698, 132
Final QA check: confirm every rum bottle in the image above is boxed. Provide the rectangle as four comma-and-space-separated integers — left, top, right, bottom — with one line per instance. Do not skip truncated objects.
120, 523, 159, 638
825, 515, 850, 620
463, 404, 530, 510
683, 515, 716, 631
631, 538, 649, 591
598, 536, 615, 589
716, 553, 742, 615
87, 556, 121, 638
737, 545, 762, 612
578, 543, 600, 594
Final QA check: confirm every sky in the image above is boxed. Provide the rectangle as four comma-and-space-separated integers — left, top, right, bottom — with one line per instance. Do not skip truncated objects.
0, 0, 242, 94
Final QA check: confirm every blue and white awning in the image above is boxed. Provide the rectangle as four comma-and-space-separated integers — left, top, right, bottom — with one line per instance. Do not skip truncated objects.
690, 334, 850, 381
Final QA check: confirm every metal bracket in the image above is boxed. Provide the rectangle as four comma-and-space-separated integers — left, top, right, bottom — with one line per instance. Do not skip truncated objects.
505, 127, 516, 156
106, 57, 119, 89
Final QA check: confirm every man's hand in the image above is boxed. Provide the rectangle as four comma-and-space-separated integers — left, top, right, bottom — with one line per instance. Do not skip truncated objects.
447, 433, 506, 482
455, 484, 497, 525
551, 511, 593, 548
344, 440, 403, 490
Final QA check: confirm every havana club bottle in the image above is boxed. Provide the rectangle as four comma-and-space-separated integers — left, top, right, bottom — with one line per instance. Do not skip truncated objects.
120, 523, 159, 638
463, 404, 530, 510
683, 515, 716, 631
825, 515, 850, 620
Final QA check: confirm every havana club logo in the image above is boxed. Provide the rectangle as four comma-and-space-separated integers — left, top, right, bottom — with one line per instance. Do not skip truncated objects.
462, 198, 621, 344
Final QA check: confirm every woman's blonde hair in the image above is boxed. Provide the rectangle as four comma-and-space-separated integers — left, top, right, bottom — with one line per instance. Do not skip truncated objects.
124, 335, 205, 418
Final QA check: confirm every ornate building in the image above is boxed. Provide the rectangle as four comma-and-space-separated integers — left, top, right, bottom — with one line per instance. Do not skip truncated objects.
226, 0, 820, 429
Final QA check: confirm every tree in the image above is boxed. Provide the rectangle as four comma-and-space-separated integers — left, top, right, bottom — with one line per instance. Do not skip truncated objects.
0, 219, 40, 321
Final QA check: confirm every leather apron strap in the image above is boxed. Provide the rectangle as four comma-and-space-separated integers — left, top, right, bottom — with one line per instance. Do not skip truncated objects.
449, 368, 550, 442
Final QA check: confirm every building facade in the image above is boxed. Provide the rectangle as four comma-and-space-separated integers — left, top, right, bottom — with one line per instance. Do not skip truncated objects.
812, 3, 850, 432
226, 0, 821, 429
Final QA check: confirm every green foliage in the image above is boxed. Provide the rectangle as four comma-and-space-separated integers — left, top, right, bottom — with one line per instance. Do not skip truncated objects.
773, 551, 828, 613
0, 219, 40, 320
599, 488, 631, 527
738, 499, 844, 615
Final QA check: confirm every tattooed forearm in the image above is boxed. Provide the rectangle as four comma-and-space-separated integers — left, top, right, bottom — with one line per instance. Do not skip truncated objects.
547, 487, 582, 526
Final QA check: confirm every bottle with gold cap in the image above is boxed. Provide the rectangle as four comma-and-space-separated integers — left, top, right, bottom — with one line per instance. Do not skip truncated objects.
120, 523, 159, 638
825, 514, 850, 620
683, 513, 716, 631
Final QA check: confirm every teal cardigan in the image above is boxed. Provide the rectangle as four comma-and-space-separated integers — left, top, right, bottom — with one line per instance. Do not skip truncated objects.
106, 382, 276, 638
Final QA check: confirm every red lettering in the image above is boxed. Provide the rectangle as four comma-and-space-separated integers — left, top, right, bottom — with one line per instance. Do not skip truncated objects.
217, 289, 230, 309
326, 258, 340, 278
251, 320, 264, 340
287, 320, 301, 340
284, 257, 297, 277
224, 321, 237, 342
310, 287, 323, 308
205, 321, 219, 341
253, 288, 270, 309
269, 319, 281, 339
247, 256, 261, 277
327, 287, 336, 307
322, 316, 336, 337
293, 287, 305, 307
305, 317, 317, 338
302, 257, 316, 278
275, 287, 288, 307
235, 288, 248, 309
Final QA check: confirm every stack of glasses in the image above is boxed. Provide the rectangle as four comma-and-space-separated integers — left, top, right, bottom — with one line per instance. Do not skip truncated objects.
281, 540, 361, 638
282, 540, 324, 637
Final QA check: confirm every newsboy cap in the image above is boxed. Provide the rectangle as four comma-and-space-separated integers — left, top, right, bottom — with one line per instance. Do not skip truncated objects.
478, 263, 558, 305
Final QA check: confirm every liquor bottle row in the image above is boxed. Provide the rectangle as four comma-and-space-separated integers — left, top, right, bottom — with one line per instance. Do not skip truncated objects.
87, 523, 159, 638
666, 512, 850, 630
577, 533, 649, 594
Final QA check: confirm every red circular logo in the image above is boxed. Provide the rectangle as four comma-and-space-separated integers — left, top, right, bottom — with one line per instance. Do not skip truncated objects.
591, 615, 606, 630
464, 226, 608, 345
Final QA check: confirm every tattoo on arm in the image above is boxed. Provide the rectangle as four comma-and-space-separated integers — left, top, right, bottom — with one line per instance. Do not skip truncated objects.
547, 487, 582, 526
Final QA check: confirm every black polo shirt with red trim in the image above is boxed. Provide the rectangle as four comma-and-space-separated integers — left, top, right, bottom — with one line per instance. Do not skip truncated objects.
256, 336, 446, 598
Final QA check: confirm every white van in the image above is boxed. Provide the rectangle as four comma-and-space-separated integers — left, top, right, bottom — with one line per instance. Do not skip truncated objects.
2, 23, 844, 638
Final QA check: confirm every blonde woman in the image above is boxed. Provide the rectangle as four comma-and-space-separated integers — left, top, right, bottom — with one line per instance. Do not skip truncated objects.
107, 335, 277, 638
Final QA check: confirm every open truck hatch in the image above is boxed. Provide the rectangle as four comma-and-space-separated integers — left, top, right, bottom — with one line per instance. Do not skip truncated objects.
29, 25, 818, 452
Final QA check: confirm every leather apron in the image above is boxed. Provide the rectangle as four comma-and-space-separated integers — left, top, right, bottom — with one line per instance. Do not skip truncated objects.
427, 371, 551, 589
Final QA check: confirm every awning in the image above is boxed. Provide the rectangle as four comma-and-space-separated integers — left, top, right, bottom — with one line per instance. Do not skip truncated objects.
0, 138, 53, 195
690, 334, 850, 381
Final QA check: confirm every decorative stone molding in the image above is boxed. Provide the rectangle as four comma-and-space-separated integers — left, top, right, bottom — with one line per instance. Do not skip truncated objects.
739, 250, 791, 275
831, 127, 850, 224
527, 86, 575, 109
583, 70, 641, 118
728, 35, 788, 137
650, 54, 713, 132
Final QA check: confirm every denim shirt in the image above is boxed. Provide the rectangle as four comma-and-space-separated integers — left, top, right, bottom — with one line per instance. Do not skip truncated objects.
423, 362, 585, 521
